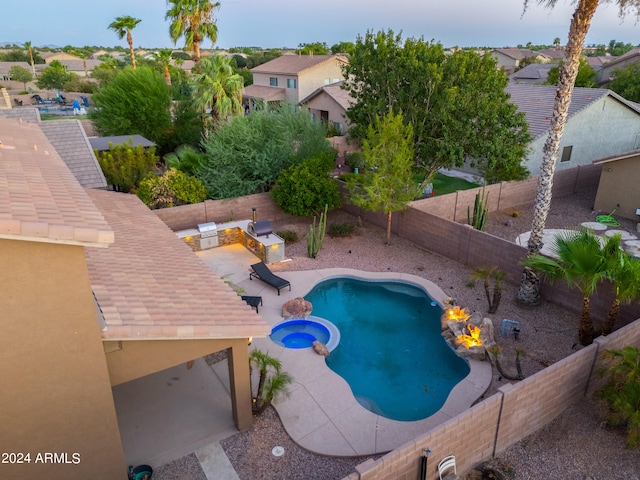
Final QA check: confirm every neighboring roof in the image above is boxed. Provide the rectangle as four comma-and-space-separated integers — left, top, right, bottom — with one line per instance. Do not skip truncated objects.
55, 59, 103, 72
0, 117, 113, 247
242, 84, 286, 101
85, 189, 271, 341
40, 120, 107, 189
0, 61, 32, 75
601, 47, 640, 70
586, 56, 609, 70
505, 84, 640, 139
300, 81, 353, 110
0, 105, 40, 123
509, 64, 553, 82
88, 135, 156, 152
492, 48, 539, 60
251, 54, 347, 75
537, 48, 566, 60
592, 148, 640, 165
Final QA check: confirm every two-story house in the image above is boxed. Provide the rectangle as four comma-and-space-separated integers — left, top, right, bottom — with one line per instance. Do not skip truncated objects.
242, 54, 347, 107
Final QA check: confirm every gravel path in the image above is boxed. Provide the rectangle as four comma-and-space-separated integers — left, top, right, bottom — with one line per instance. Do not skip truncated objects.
153, 190, 639, 480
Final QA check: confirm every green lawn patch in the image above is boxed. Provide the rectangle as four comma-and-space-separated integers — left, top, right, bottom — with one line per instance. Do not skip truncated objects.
431, 173, 479, 196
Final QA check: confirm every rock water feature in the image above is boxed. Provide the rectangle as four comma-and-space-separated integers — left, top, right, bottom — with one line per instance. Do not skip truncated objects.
440, 299, 497, 361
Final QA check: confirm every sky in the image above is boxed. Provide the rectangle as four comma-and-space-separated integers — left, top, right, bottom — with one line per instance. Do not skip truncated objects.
1, 0, 639, 50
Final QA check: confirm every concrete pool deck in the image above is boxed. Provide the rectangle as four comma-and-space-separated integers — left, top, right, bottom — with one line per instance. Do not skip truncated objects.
199, 246, 493, 456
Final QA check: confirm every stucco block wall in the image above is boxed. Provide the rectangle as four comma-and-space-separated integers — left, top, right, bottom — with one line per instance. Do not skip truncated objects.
297, 60, 345, 102
0, 239, 125, 479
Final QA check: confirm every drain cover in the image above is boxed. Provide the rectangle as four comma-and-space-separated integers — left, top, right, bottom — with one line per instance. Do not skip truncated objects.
272, 446, 285, 457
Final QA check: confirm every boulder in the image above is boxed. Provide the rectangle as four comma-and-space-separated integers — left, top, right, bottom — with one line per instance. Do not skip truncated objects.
282, 297, 312, 319
312, 340, 330, 356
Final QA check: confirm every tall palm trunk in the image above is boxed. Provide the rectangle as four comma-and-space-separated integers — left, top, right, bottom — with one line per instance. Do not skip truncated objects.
163, 66, 172, 86
516, 0, 599, 306
386, 211, 392, 245
579, 294, 595, 346
127, 30, 136, 69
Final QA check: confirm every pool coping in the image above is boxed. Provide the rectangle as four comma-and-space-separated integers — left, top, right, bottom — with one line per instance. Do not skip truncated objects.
237, 268, 493, 457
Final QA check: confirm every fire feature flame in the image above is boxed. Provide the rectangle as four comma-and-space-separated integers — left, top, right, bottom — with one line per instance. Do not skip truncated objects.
447, 306, 470, 322
457, 323, 482, 348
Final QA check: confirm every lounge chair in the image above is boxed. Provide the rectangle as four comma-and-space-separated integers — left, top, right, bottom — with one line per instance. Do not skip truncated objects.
249, 262, 291, 295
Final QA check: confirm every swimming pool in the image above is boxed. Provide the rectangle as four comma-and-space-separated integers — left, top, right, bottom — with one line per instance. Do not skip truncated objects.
304, 277, 470, 422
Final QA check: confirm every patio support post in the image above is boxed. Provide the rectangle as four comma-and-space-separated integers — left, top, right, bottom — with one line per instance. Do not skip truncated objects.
227, 340, 254, 431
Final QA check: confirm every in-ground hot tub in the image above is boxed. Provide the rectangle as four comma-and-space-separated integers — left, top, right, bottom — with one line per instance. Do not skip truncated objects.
270, 316, 340, 351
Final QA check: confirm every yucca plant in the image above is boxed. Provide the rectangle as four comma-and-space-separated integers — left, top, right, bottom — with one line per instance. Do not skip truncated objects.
470, 266, 506, 314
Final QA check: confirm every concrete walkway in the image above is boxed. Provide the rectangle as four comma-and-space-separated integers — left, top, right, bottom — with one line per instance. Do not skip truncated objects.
114, 244, 491, 473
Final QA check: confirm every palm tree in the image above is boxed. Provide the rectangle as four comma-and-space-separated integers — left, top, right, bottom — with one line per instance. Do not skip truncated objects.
191, 55, 244, 124
154, 49, 173, 86
249, 349, 293, 415
471, 266, 506, 314
522, 229, 610, 346
601, 250, 640, 336
516, 0, 640, 306
108, 15, 142, 69
24, 41, 35, 77
166, 0, 220, 62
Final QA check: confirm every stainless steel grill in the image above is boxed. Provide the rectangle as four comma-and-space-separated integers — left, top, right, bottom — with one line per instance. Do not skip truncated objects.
198, 222, 219, 248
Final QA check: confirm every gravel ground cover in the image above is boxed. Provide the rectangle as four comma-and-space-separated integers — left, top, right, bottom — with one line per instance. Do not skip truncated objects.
154, 190, 639, 479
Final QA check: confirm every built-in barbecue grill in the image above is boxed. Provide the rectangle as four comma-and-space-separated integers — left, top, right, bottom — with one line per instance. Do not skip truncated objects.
197, 222, 219, 249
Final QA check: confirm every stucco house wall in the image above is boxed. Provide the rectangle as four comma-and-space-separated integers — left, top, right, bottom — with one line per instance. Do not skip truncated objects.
524, 95, 640, 175
0, 239, 125, 479
296, 60, 344, 103
593, 153, 640, 221
305, 91, 350, 134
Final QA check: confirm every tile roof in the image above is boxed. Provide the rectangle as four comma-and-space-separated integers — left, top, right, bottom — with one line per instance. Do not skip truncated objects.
85, 189, 271, 341
251, 54, 347, 75
88, 134, 156, 152
242, 84, 286, 101
504, 84, 638, 139
492, 48, 538, 60
0, 61, 32, 75
0, 117, 113, 247
300, 81, 353, 110
510, 64, 553, 82
40, 120, 107, 188
0, 105, 40, 124
592, 148, 640, 165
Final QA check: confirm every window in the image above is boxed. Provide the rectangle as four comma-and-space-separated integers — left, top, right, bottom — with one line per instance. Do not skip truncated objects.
560, 146, 573, 162
324, 78, 330, 85
332, 78, 340, 84
334, 122, 344, 134
269, 77, 278, 87
287, 78, 297, 89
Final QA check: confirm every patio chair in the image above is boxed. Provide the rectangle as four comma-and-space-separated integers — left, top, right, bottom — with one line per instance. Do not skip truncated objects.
241, 295, 263, 313
249, 262, 291, 295
438, 455, 460, 480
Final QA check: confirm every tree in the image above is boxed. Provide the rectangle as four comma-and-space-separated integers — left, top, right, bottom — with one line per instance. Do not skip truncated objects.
346, 110, 420, 245
198, 104, 331, 199
522, 229, 612, 346
330, 41, 355, 55
601, 251, 640, 335
547, 58, 596, 87
165, 145, 204, 176
553, 37, 562, 48
166, 0, 220, 62
95, 141, 158, 193
24, 41, 35, 77
108, 16, 141, 69
9, 65, 32, 90
296, 42, 328, 55
470, 266, 506, 314
153, 49, 173, 86
343, 30, 530, 188
608, 62, 640, 102
595, 346, 640, 448
249, 349, 293, 415
608, 39, 635, 56
36, 60, 71, 90
90, 67, 172, 148
191, 55, 244, 124
516, 0, 640, 306
270, 151, 341, 216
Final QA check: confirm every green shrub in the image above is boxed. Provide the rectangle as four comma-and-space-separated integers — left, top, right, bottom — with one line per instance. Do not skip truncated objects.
96, 141, 158, 193
345, 150, 365, 171
276, 229, 298, 244
328, 222, 355, 238
136, 168, 208, 209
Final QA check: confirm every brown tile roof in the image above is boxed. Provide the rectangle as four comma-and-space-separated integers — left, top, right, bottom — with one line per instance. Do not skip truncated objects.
242, 84, 286, 101
85, 189, 271, 341
0, 117, 113, 247
300, 81, 353, 110
251, 54, 347, 75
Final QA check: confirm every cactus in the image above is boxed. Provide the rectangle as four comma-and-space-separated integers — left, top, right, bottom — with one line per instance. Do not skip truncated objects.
468, 187, 489, 231
307, 205, 328, 258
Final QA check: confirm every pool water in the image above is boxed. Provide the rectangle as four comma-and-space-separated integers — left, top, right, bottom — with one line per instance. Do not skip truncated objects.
304, 277, 470, 422
270, 319, 331, 349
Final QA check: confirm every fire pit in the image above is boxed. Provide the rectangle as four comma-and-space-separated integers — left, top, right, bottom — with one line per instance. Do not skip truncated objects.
441, 300, 496, 361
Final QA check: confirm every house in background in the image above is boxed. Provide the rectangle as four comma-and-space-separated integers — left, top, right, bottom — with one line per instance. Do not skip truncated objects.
593, 149, 640, 221
490, 48, 552, 73
242, 54, 347, 107
0, 116, 270, 478
506, 84, 640, 176
596, 47, 640, 87
40, 51, 83, 63
0, 61, 32, 81
300, 81, 352, 135
509, 63, 553, 85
